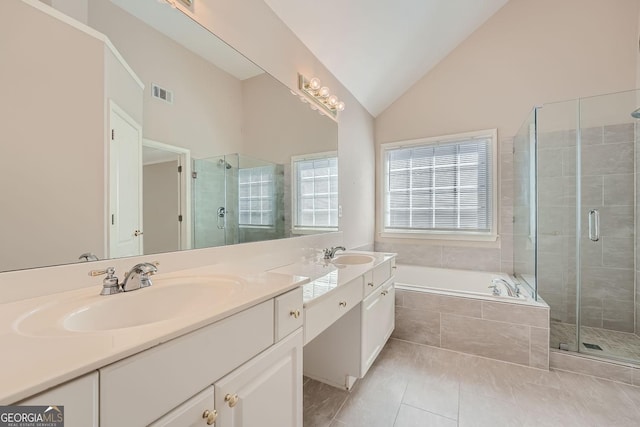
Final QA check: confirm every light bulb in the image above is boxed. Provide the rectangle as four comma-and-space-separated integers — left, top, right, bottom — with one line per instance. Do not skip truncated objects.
327, 95, 338, 107
309, 77, 321, 90
319, 87, 330, 98
336, 101, 345, 112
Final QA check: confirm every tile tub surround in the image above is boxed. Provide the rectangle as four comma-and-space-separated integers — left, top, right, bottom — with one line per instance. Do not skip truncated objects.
394, 289, 550, 369
304, 338, 640, 427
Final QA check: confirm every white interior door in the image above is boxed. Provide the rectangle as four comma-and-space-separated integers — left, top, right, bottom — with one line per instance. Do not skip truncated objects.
109, 101, 143, 258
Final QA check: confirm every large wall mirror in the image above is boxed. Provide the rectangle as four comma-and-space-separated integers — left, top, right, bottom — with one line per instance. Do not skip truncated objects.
0, 0, 338, 273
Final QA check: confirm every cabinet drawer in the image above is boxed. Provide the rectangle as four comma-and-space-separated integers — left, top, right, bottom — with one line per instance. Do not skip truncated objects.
150, 386, 215, 427
363, 260, 392, 297
275, 287, 303, 341
100, 300, 274, 427
304, 276, 362, 344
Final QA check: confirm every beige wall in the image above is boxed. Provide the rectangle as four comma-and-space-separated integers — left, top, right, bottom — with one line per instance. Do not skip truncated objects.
376, 0, 640, 142
177, 0, 376, 249
375, 0, 640, 273
0, 0, 105, 271
241, 73, 338, 165
88, 0, 244, 160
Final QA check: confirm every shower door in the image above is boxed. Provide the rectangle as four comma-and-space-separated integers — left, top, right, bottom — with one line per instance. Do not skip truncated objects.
577, 91, 637, 363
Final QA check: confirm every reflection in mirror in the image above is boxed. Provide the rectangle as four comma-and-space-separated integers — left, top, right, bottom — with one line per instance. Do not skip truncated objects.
0, 0, 338, 273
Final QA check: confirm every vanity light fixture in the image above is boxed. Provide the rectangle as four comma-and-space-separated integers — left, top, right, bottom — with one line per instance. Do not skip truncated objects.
298, 74, 345, 118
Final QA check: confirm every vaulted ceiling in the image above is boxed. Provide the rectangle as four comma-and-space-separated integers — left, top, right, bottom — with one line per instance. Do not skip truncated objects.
264, 0, 509, 117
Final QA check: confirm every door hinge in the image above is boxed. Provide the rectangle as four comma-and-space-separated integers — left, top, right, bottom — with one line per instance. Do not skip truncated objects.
178, 214, 183, 222
111, 129, 115, 140
192, 171, 198, 179
178, 165, 182, 173
111, 214, 115, 225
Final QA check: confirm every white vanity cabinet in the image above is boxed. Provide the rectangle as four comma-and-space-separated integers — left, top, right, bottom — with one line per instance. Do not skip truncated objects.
17, 372, 99, 427
97, 287, 303, 427
303, 257, 395, 389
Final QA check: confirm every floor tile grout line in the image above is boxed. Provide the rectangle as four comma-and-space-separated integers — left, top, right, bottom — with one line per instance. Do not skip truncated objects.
329, 388, 351, 425
397, 402, 459, 422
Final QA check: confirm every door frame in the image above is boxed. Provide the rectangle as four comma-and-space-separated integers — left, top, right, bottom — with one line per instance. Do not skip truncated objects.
142, 138, 192, 251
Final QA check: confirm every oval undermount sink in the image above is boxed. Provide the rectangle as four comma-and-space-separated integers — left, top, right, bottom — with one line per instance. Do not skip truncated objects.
15, 276, 243, 335
332, 254, 375, 265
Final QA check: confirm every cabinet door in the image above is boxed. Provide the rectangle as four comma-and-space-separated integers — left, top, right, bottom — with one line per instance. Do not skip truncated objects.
149, 386, 215, 427
361, 280, 395, 376
215, 329, 303, 427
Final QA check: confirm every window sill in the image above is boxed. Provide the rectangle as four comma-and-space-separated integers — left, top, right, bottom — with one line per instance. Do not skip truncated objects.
292, 227, 338, 235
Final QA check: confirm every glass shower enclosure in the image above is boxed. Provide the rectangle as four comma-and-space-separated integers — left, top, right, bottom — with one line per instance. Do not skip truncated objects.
515, 89, 639, 364
192, 153, 286, 248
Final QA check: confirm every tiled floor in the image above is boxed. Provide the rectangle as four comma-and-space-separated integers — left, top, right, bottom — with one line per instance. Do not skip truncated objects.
550, 320, 640, 363
303, 338, 640, 426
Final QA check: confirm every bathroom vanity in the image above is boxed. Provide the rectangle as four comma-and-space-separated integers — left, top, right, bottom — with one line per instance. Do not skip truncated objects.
272, 251, 396, 390
1, 250, 395, 426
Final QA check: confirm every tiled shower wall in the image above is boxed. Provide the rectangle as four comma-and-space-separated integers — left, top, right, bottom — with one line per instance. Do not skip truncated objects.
537, 123, 636, 333
375, 137, 515, 274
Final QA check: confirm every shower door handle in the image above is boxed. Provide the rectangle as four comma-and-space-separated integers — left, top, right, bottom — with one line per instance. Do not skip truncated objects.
217, 207, 226, 229
588, 209, 600, 242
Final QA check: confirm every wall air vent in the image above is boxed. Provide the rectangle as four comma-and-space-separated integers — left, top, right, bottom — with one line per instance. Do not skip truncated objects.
152, 83, 174, 104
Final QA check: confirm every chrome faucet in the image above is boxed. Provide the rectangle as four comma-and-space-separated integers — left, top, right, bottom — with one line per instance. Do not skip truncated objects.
323, 246, 346, 260
90, 262, 158, 295
491, 278, 520, 298
121, 262, 158, 292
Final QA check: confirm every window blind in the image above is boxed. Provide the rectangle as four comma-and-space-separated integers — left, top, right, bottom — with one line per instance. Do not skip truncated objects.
238, 165, 275, 227
294, 156, 338, 229
384, 137, 492, 233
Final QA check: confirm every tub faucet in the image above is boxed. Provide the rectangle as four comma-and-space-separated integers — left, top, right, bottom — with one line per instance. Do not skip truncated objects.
491, 278, 520, 298
323, 246, 346, 260
121, 262, 158, 292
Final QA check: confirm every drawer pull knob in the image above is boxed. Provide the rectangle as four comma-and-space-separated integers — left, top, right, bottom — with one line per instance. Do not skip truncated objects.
381, 290, 388, 296
339, 301, 347, 308
367, 282, 374, 287
290, 309, 301, 319
203, 409, 217, 425
225, 393, 239, 408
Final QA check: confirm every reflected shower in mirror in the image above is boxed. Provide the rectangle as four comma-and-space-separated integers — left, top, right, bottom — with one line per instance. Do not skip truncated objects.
0, 0, 338, 273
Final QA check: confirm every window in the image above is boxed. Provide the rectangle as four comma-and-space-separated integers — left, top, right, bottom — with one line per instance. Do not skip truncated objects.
382, 129, 497, 240
292, 152, 338, 231
238, 165, 275, 227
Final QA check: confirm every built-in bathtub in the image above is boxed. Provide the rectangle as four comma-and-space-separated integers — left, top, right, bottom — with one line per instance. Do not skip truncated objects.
393, 264, 550, 369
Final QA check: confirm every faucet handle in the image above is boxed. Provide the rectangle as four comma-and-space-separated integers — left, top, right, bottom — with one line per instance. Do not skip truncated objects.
90, 267, 122, 295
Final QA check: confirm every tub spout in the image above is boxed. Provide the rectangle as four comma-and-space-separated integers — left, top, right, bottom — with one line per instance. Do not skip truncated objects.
492, 278, 519, 298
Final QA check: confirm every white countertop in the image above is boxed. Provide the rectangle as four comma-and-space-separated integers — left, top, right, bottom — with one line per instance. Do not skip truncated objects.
269, 251, 396, 307
0, 264, 308, 404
